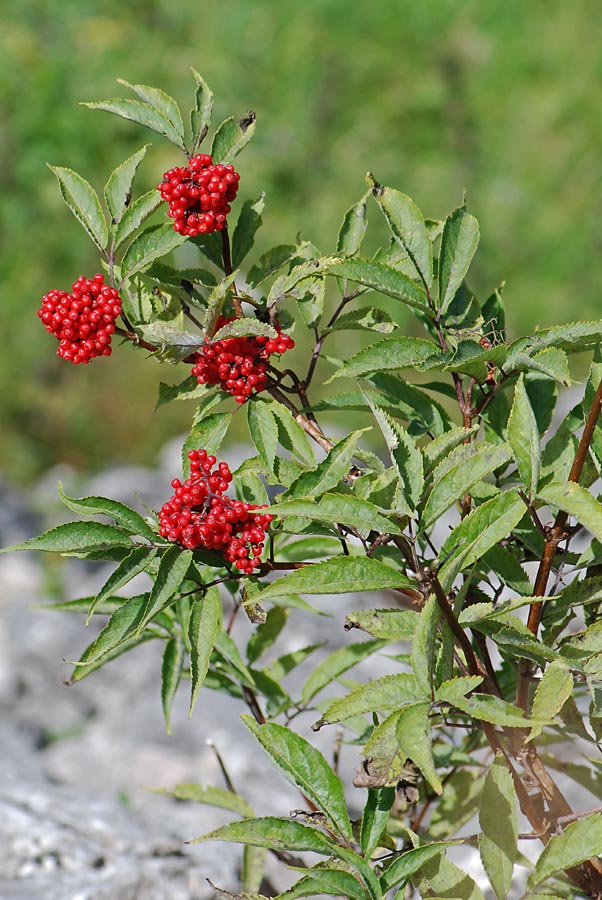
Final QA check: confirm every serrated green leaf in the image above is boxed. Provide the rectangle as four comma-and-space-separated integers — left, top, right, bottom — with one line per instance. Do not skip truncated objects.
337, 192, 369, 257
421, 443, 511, 532
152, 781, 254, 818
538, 482, 602, 543
314, 673, 424, 729
282, 431, 367, 500
246, 244, 297, 287
344, 608, 419, 641
104, 145, 149, 225
414, 853, 486, 900
114, 188, 162, 249
275, 869, 366, 900
270, 403, 315, 468
329, 306, 396, 334
243, 717, 352, 839
202, 271, 239, 334
48, 165, 108, 252
57, 482, 157, 541
242, 845, 268, 895
444, 341, 507, 381
190, 68, 214, 153
121, 223, 186, 281
254, 556, 415, 604
232, 194, 265, 268
82, 97, 187, 150
423, 425, 478, 472
526, 813, 602, 890
161, 637, 184, 734
301, 639, 389, 705
328, 257, 430, 312
528, 661, 573, 742
157, 376, 211, 407
71, 592, 151, 675
246, 400, 278, 474
183, 413, 233, 471
438, 206, 480, 315
368, 373, 451, 435
435, 677, 483, 705
211, 114, 256, 164
360, 787, 395, 859
478, 755, 518, 900
189, 588, 221, 717
441, 692, 538, 728
189, 815, 335, 854
356, 711, 408, 788
396, 701, 441, 794
369, 179, 432, 289
1, 521, 132, 556
263, 642, 325, 683
70, 630, 157, 683
135, 547, 193, 636
508, 375, 541, 497
411, 597, 440, 696
329, 336, 440, 381
87, 545, 157, 622
117, 78, 185, 143
365, 395, 423, 510
438, 492, 526, 590
247, 607, 287, 665
267, 493, 402, 536
381, 841, 461, 893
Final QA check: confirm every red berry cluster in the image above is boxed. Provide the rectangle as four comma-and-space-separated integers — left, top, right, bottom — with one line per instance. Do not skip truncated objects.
191, 316, 295, 403
158, 449, 272, 574
157, 154, 240, 236
37, 274, 122, 364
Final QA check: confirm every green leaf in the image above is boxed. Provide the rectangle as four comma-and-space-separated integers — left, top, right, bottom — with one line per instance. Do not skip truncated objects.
314, 673, 424, 729
121, 223, 186, 281
478, 755, 518, 900
282, 430, 367, 500
301, 639, 389, 705
380, 841, 460, 893
157, 376, 211, 407
247, 607, 288, 665
328, 306, 396, 334
82, 97, 187, 151
161, 637, 184, 735
275, 869, 366, 900
202, 271, 239, 334
360, 787, 395, 859
152, 781, 254, 818
138, 321, 202, 362
243, 718, 352, 839
242, 846, 268, 895
526, 813, 602, 890
421, 443, 511, 532
356, 712, 408, 788
326, 257, 430, 312
538, 482, 602, 543
344, 608, 418, 641
337, 192, 369, 257
508, 375, 541, 496
329, 336, 439, 381
71, 593, 151, 674
57, 482, 157, 541
440, 692, 535, 728
2, 521, 132, 556
211, 114, 256, 164
190, 68, 214, 153
411, 597, 440, 696
104, 145, 149, 226
254, 556, 415, 604
114, 188, 162, 249
189, 588, 221, 717
117, 78, 185, 144
270, 403, 315, 468
247, 244, 297, 287
232, 194, 265, 268
369, 179, 432, 289
528, 661, 573, 742
48, 165, 108, 252
437, 206, 480, 315
267, 493, 402, 536
423, 425, 478, 472
414, 854, 486, 900
396, 701, 441, 795
435, 676, 483, 705
246, 400, 278, 473
365, 396, 424, 510
189, 816, 335, 854
87, 545, 157, 622
183, 413, 232, 469
438, 492, 526, 590
135, 547, 193, 636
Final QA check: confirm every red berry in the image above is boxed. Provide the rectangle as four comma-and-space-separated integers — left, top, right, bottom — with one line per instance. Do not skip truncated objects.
37, 275, 122, 364
157, 155, 240, 236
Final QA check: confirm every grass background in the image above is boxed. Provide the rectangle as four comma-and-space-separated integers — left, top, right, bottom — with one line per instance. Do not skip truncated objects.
2, 0, 601, 482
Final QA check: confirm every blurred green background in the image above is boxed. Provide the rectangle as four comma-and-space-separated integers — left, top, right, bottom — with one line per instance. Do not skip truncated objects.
2, 0, 601, 483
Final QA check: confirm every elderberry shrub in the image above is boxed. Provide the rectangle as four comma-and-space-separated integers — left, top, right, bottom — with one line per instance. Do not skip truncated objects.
15, 72, 602, 900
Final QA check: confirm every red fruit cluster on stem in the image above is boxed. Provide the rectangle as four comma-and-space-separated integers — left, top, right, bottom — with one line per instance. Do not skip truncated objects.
191, 316, 295, 403
37, 274, 122, 364
158, 449, 272, 574
157, 154, 240, 236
